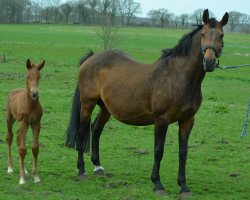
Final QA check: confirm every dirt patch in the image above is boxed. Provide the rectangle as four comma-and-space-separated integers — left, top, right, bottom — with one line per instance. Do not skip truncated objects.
103, 180, 128, 189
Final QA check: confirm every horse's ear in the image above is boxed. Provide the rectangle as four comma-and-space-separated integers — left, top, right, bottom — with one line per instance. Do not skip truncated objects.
220, 12, 229, 27
38, 60, 45, 70
26, 59, 32, 70
203, 9, 209, 24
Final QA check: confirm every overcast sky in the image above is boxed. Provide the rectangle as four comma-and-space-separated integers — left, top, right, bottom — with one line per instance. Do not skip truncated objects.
137, 0, 250, 18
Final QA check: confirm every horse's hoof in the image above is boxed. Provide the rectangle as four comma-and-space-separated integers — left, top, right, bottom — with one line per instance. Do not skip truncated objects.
94, 166, 106, 177
179, 192, 192, 199
34, 176, 41, 183
19, 178, 25, 185
153, 189, 167, 196
78, 173, 88, 181
7, 167, 13, 174
94, 169, 106, 177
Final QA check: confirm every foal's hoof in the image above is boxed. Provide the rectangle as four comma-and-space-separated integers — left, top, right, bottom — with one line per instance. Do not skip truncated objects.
19, 178, 25, 185
153, 189, 167, 196
7, 167, 13, 174
78, 173, 88, 181
34, 175, 41, 183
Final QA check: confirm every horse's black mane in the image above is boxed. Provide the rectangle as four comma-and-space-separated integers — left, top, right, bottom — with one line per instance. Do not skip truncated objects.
161, 18, 218, 59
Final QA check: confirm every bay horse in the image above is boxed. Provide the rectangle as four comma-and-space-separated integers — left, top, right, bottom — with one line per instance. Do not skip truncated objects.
6, 59, 45, 184
66, 9, 228, 195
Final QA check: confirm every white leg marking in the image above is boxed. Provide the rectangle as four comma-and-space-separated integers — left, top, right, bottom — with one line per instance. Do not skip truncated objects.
19, 177, 25, 185
34, 175, 41, 183
7, 166, 13, 174
94, 165, 104, 172
25, 168, 28, 175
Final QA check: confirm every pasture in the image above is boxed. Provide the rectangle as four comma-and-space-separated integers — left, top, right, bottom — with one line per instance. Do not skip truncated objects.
0, 24, 249, 199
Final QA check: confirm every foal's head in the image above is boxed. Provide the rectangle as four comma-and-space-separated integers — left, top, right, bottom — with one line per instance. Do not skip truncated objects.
26, 59, 45, 100
201, 9, 229, 72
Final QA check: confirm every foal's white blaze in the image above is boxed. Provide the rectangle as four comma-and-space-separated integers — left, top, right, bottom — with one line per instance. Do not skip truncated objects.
34, 175, 41, 183
94, 165, 104, 172
7, 166, 13, 174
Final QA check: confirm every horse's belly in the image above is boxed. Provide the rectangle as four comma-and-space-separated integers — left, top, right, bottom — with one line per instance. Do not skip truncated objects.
104, 101, 154, 126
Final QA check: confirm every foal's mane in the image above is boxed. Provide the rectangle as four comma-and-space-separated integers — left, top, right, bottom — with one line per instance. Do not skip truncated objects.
161, 18, 218, 59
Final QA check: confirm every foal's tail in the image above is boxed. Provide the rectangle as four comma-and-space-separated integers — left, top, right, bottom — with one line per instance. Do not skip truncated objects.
65, 51, 94, 152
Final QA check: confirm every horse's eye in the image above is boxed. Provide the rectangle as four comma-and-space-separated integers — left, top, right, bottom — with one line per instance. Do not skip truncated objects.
220, 34, 224, 39
201, 33, 205, 38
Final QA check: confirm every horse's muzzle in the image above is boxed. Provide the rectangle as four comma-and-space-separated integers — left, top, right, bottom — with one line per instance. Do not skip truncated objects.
203, 58, 216, 72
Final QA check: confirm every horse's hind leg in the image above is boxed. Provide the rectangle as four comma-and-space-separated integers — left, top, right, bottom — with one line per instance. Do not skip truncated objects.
91, 106, 110, 176
6, 113, 14, 174
31, 122, 41, 183
77, 101, 96, 181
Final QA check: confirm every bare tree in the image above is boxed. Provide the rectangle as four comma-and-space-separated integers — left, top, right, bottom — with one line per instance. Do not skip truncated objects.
86, 0, 98, 24
148, 8, 170, 28
97, 25, 119, 50
180, 13, 189, 29
118, 0, 141, 26
190, 9, 204, 25
108, 0, 118, 25
60, 2, 73, 24
76, 0, 89, 24
191, 9, 214, 25
96, 0, 119, 50
228, 11, 243, 32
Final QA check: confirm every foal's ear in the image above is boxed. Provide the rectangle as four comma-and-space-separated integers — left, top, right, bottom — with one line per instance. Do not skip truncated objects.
203, 9, 209, 24
220, 12, 229, 27
38, 60, 45, 70
26, 59, 32, 70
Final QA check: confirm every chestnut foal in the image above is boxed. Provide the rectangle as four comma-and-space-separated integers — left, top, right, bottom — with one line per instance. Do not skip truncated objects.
6, 59, 45, 184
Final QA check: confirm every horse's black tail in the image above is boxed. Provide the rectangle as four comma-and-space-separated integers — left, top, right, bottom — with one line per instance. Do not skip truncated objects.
65, 51, 94, 152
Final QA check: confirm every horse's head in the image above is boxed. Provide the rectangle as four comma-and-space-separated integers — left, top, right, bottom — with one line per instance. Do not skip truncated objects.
26, 59, 45, 100
201, 9, 229, 72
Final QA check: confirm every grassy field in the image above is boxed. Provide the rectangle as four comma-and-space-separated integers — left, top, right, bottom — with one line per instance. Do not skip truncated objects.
0, 24, 249, 200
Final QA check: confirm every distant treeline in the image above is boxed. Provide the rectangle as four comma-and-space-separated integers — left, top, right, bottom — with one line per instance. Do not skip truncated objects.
0, 0, 249, 33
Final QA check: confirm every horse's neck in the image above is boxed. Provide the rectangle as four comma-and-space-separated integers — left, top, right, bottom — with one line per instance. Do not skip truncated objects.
171, 32, 205, 86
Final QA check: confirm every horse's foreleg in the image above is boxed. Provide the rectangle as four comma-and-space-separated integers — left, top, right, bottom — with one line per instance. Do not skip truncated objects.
151, 119, 168, 195
18, 121, 28, 184
31, 122, 41, 183
178, 117, 194, 195
91, 107, 110, 176
6, 115, 14, 174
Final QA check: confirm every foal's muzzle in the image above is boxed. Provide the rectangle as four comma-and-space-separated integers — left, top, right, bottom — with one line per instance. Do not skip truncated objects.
30, 88, 39, 100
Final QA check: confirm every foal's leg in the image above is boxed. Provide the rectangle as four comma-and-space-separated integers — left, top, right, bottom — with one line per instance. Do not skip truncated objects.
31, 122, 41, 183
91, 107, 110, 176
77, 102, 95, 181
6, 114, 14, 174
18, 121, 28, 184
151, 119, 168, 195
178, 117, 194, 194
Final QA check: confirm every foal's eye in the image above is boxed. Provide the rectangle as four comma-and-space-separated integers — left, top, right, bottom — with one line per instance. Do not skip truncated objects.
201, 33, 205, 37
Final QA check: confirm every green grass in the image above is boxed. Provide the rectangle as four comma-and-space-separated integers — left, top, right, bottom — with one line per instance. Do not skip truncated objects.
0, 24, 249, 200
